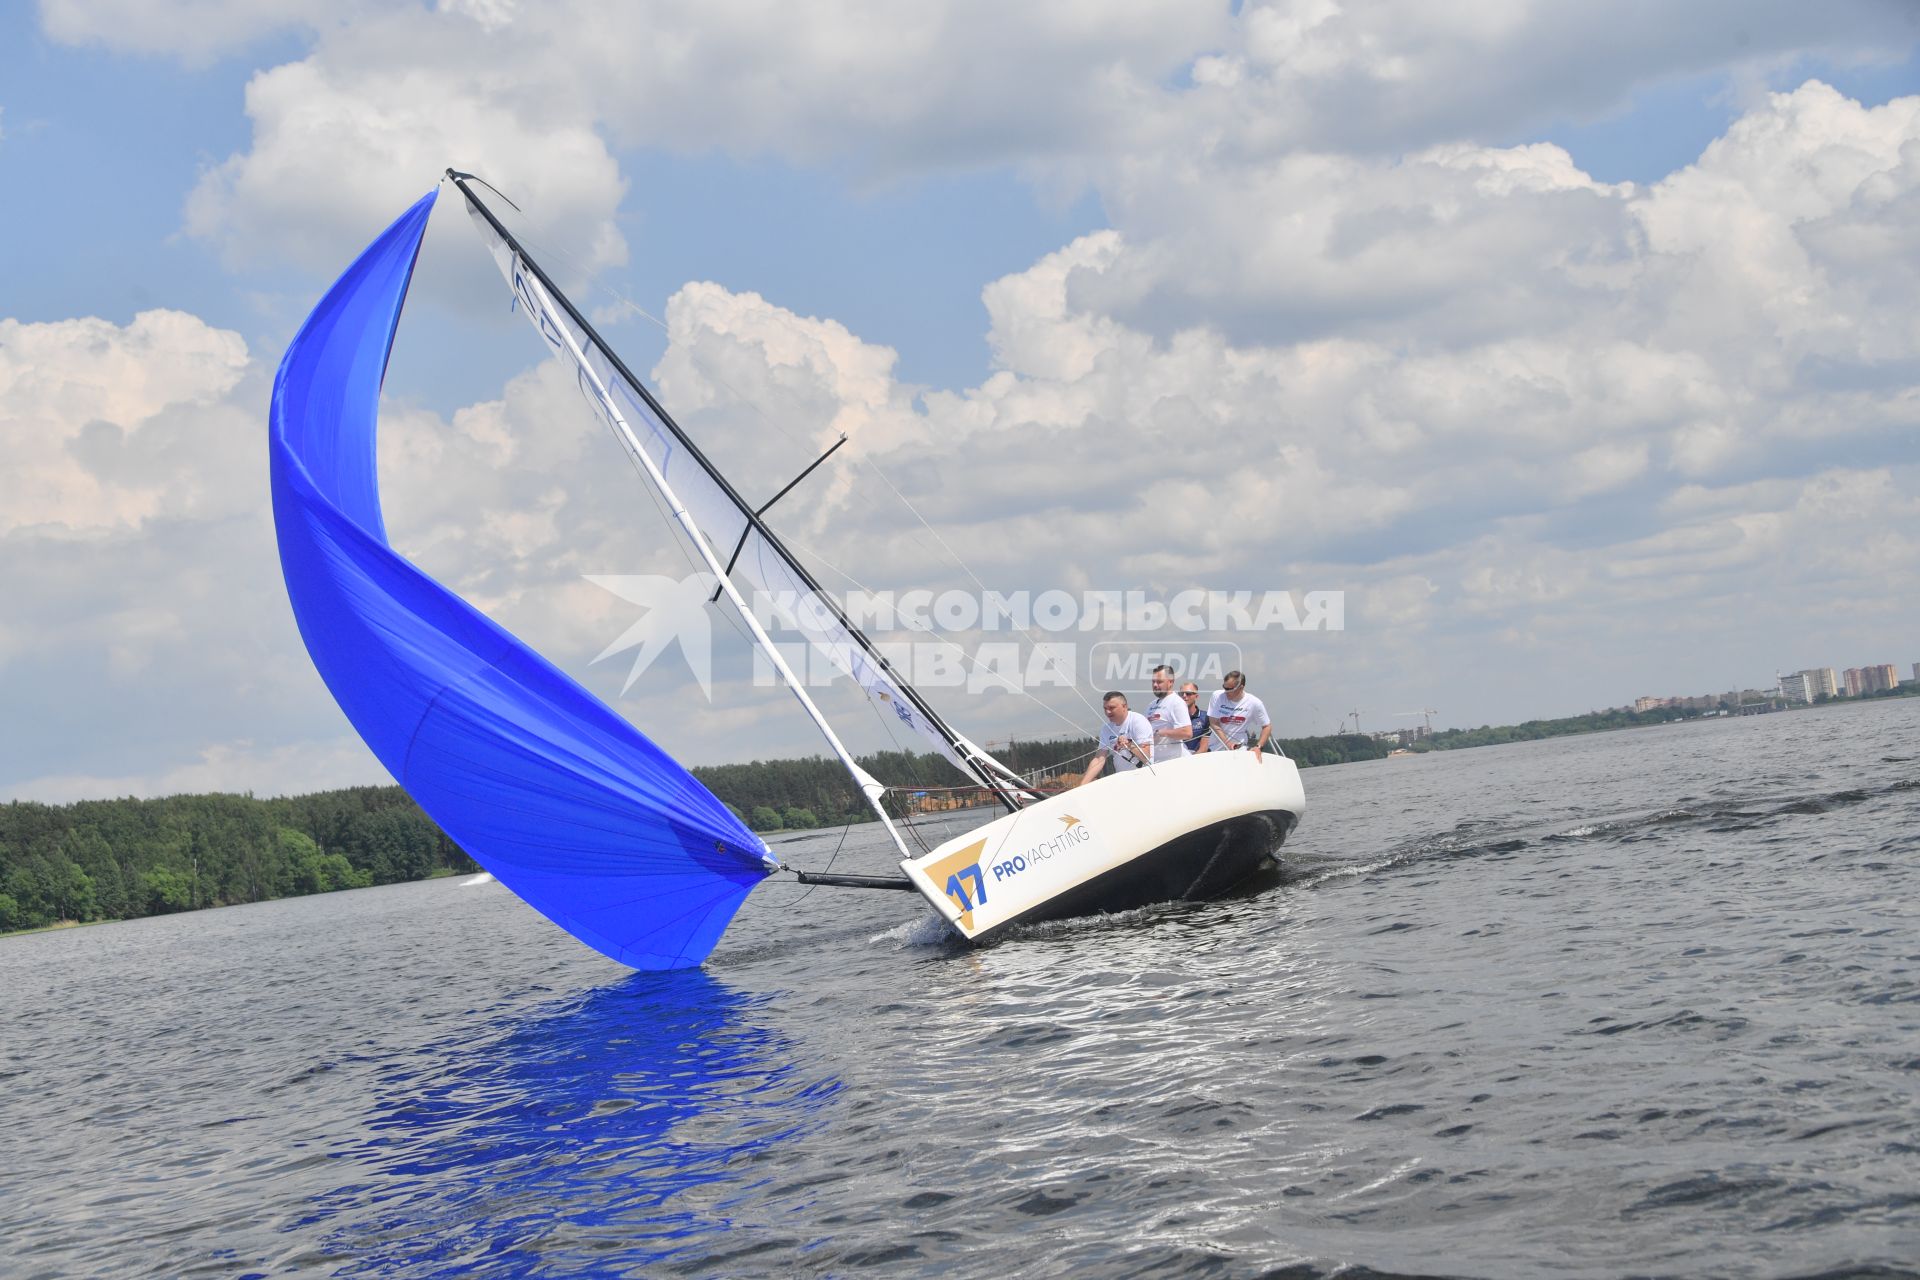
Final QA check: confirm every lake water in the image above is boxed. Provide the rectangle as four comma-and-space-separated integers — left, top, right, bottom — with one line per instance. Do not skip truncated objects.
4, 699, 1917, 1278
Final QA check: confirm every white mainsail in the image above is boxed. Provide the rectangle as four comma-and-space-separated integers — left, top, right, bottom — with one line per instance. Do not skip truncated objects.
454, 178, 1034, 806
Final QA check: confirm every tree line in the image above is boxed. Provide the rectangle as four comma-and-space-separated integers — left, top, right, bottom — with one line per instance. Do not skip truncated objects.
0, 787, 471, 934
1424, 702, 1725, 750
1418, 682, 1920, 753
1, 732, 1393, 933
700, 734, 1392, 829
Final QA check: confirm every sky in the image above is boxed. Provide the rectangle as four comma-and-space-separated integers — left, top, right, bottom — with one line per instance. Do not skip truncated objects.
4, 1, 1920, 803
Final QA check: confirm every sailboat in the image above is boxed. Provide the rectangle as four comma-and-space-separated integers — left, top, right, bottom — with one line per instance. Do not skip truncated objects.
268, 174, 1305, 969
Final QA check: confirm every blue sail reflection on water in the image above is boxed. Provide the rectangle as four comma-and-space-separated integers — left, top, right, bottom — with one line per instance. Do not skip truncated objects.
269, 189, 771, 970
305, 972, 835, 1271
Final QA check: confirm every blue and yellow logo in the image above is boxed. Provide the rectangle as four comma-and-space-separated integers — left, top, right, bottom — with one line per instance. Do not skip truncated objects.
923, 838, 989, 930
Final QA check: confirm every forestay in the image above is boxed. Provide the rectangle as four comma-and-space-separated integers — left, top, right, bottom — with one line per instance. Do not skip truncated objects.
456, 185, 1013, 789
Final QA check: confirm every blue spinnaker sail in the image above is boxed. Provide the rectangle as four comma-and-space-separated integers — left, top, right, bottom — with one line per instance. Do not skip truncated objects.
269, 189, 772, 970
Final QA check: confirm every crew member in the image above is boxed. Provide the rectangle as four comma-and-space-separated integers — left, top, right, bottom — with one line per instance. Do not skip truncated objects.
1207, 670, 1273, 761
1180, 681, 1211, 752
1145, 664, 1191, 764
1079, 691, 1154, 785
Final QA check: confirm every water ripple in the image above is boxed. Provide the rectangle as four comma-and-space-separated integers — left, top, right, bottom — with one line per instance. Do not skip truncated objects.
3, 702, 1918, 1276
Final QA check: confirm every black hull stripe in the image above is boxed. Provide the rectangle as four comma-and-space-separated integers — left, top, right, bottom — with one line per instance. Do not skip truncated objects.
967, 810, 1298, 945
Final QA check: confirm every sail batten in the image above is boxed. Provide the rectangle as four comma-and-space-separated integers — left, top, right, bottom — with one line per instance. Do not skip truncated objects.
270, 188, 771, 972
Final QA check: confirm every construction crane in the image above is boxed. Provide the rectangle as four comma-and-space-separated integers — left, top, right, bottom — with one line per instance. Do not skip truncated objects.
1395, 708, 1438, 737
1347, 708, 1363, 735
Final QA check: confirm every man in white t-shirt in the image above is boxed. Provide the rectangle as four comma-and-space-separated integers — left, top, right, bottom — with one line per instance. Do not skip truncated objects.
1144, 663, 1192, 764
1079, 691, 1154, 785
1206, 669, 1273, 762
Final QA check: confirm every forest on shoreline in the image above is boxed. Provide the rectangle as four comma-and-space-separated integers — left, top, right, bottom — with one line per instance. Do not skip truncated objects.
1, 731, 1396, 935
38, 695, 1912, 934
1419, 681, 1920, 750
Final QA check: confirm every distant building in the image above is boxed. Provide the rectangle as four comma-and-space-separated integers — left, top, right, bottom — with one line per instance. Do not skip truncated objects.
1634, 696, 1669, 712
1843, 667, 1865, 697
1801, 668, 1838, 700
1369, 727, 1427, 747
1913, 662, 1920, 685
1779, 672, 1810, 705
1863, 664, 1898, 694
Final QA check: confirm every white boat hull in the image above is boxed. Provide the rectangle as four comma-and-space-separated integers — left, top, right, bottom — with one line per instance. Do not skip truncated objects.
900, 749, 1305, 944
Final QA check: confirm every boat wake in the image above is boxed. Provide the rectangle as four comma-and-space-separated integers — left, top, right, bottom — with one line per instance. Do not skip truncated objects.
1297, 769, 1920, 891
870, 895, 1226, 953
869, 914, 951, 951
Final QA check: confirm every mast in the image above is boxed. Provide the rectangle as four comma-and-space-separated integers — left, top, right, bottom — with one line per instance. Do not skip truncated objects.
447, 185, 914, 856
447, 171, 1033, 813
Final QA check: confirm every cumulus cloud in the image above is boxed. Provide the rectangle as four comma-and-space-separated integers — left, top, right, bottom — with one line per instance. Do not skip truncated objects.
616, 82, 1920, 725
653, 282, 913, 458
47, 1, 1915, 161
1076, 142, 1643, 346
13, 5, 1920, 800
0, 303, 783, 799
44, 0, 1908, 290
183, 55, 627, 276
1170, 0, 1916, 159
37, 0, 343, 63
0, 310, 251, 534
9, 738, 384, 807
0, 310, 349, 794
135, 0, 1212, 281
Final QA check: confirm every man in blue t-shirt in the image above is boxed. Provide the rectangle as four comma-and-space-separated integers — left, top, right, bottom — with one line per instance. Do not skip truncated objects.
1179, 681, 1211, 752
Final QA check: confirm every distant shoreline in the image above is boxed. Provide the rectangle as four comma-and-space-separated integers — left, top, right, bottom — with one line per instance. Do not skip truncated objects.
1411, 683, 1919, 755
6, 690, 1912, 937
0, 917, 110, 940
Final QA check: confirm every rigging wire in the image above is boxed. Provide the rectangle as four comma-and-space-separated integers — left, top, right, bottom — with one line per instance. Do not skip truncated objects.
613, 430, 1101, 797
556, 368, 1103, 796
565, 372, 941, 847
510, 222, 1105, 726
583, 388, 944, 841
773, 529, 1092, 740
498, 212, 1108, 829
850, 455, 1105, 724
859, 682, 938, 855
781, 817, 857, 911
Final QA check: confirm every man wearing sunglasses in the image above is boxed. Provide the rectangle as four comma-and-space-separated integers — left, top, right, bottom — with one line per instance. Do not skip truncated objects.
1179, 681, 1211, 753
1206, 670, 1273, 762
